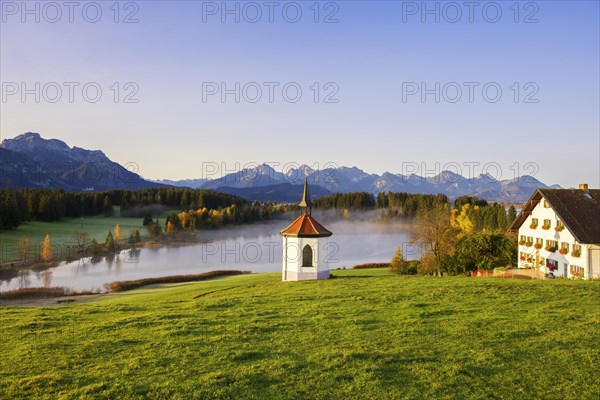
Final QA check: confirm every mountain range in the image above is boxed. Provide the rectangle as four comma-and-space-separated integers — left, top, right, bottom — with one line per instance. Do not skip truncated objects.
154, 163, 560, 202
1, 133, 559, 202
0, 132, 161, 191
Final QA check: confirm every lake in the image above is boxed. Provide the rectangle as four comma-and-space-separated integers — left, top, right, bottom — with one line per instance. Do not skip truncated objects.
0, 219, 417, 292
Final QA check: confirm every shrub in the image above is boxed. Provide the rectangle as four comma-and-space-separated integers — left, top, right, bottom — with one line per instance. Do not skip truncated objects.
353, 263, 389, 269
0, 287, 66, 300
390, 247, 417, 275
418, 252, 438, 275
105, 270, 249, 293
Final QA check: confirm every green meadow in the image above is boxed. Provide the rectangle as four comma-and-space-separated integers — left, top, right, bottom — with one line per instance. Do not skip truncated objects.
1, 269, 598, 399
0, 208, 169, 262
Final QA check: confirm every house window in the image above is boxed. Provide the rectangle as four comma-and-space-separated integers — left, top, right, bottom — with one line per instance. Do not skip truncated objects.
536, 238, 543, 245
543, 219, 551, 229
531, 218, 538, 227
556, 220, 564, 228
520, 235, 526, 242
561, 242, 569, 251
543, 200, 550, 208
572, 244, 582, 257
302, 245, 313, 267
527, 236, 533, 245
570, 265, 584, 278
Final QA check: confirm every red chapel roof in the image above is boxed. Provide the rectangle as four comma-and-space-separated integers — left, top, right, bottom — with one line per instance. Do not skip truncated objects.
280, 214, 332, 238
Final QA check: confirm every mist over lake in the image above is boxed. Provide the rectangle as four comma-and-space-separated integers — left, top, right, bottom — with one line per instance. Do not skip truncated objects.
0, 218, 416, 292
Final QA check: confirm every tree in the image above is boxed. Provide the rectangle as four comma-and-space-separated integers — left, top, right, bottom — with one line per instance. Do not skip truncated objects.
147, 220, 162, 239
496, 206, 508, 231
114, 224, 122, 243
41, 234, 52, 262
166, 221, 175, 235
143, 214, 153, 226
103, 195, 114, 217
390, 246, 416, 275
72, 232, 90, 249
129, 228, 142, 245
134, 228, 142, 243
411, 204, 460, 275
447, 232, 515, 274
105, 231, 115, 252
456, 204, 474, 236
507, 205, 517, 226
17, 236, 30, 263
89, 239, 101, 256
418, 252, 438, 275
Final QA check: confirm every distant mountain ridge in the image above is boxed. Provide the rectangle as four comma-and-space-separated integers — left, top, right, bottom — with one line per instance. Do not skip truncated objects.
1, 132, 162, 191
163, 163, 560, 202
0, 133, 559, 202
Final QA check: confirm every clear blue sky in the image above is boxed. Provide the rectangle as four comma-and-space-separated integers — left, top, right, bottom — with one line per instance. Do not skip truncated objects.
1, 0, 598, 188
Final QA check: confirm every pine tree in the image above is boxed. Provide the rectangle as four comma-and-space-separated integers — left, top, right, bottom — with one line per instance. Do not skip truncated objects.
134, 229, 141, 243
103, 195, 114, 217
507, 205, 517, 226
105, 231, 115, 252
390, 246, 410, 275
41, 234, 52, 262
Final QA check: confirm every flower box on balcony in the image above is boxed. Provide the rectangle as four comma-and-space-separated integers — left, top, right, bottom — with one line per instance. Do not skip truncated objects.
530, 224, 538, 229
518, 240, 526, 246
555, 226, 564, 232
542, 225, 550, 230
534, 243, 542, 250
525, 242, 533, 247
559, 248, 568, 255
571, 250, 581, 258
545, 245, 557, 252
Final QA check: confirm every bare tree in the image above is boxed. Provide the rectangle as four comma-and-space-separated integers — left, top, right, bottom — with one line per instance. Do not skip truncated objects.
17, 236, 30, 263
411, 204, 460, 275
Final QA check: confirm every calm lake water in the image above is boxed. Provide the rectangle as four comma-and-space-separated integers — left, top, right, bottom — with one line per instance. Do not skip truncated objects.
0, 219, 416, 292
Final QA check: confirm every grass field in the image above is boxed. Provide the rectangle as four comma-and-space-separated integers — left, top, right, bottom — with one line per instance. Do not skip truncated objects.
0, 208, 169, 262
1, 269, 598, 399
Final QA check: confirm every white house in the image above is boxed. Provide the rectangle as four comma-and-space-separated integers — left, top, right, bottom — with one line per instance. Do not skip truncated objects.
280, 179, 332, 281
509, 184, 600, 279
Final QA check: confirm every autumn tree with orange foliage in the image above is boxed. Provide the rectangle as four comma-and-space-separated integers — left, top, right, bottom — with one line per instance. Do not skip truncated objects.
41, 234, 52, 262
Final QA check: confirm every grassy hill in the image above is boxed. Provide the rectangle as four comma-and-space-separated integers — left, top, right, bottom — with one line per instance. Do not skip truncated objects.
1, 269, 598, 399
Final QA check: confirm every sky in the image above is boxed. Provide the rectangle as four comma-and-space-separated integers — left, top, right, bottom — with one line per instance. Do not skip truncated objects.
1, 0, 599, 188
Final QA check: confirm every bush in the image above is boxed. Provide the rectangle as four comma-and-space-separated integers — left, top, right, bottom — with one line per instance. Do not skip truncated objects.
418, 252, 438, 275
105, 270, 249, 293
390, 247, 418, 275
353, 263, 389, 269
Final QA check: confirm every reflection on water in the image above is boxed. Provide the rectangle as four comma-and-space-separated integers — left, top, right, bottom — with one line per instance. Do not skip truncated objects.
0, 219, 415, 292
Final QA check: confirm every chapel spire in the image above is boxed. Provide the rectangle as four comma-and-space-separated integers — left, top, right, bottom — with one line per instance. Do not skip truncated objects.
298, 178, 313, 213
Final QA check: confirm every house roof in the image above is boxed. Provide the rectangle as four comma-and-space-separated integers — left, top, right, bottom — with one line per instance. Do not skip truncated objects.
509, 188, 600, 244
280, 214, 332, 238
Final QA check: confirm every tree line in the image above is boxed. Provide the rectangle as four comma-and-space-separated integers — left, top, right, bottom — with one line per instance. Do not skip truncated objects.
0, 188, 250, 230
